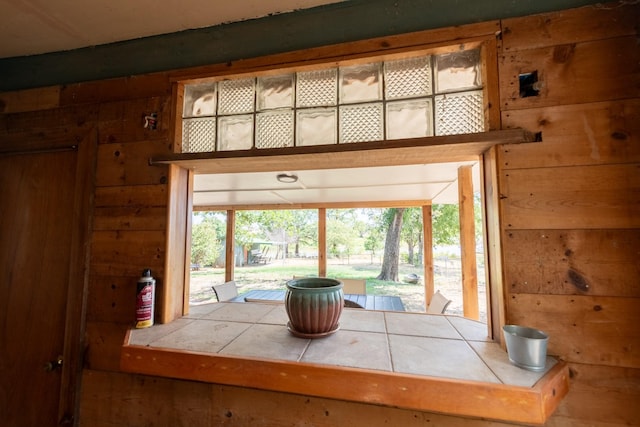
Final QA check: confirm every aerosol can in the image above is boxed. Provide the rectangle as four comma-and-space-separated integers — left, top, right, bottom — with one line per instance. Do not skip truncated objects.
135, 268, 155, 328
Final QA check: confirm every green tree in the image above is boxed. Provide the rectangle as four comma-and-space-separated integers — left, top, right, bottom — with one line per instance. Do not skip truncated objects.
432, 204, 460, 246
190, 213, 224, 267
235, 210, 266, 252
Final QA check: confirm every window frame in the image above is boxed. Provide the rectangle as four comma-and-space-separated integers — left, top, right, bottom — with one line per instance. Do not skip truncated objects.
163, 22, 507, 339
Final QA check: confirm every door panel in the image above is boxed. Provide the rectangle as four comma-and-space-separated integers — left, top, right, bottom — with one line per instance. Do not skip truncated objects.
0, 149, 78, 426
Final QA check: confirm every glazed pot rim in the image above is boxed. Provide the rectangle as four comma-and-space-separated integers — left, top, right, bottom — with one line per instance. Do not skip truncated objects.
286, 278, 343, 291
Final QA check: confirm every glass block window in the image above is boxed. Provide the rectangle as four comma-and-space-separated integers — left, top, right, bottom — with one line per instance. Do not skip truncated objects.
181, 48, 484, 153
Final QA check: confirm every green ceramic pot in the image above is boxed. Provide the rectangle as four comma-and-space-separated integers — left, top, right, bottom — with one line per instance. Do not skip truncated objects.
285, 278, 344, 337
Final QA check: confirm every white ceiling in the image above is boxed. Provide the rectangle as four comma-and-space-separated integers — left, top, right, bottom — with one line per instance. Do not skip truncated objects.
193, 161, 480, 208
0, 0, 344, 58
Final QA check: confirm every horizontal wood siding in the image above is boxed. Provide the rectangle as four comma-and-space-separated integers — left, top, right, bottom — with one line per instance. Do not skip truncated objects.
498, 1, 640, 425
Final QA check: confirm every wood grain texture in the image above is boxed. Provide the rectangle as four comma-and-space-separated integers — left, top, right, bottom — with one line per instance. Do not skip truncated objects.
500, 36, 640, 110
501, 99, 640, 169
503, 229, 640, 296
548, 362, 640, 426
121, 344, 569, 425
0, 86, 60, 113
501, 1, 639, 51
507, 294, 640, 367
500, 163, 640, 229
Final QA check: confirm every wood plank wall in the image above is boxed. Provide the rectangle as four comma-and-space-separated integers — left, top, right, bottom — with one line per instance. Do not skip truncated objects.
497, 3, 640, 426
0, 2, 638, 426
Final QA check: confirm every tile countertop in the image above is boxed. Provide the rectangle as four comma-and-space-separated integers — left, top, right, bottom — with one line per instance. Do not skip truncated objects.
122, 302, 569, 425
128, 301, 556, 387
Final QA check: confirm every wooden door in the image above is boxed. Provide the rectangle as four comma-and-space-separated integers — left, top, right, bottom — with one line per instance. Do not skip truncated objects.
0, 137, 94, 426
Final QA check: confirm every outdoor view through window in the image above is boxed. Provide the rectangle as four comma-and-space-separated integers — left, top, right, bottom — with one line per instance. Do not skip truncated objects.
190, 205, 486, 321
182, 46, 487, 322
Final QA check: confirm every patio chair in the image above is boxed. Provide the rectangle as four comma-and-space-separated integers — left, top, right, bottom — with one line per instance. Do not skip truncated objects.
426, 290, 452, 314
212, 280, 238, 302
344, 299, 365, 309
337, 278, 366, 295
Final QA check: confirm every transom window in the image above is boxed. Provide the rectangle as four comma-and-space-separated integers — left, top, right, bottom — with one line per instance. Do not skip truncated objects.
181, 49, 484, 153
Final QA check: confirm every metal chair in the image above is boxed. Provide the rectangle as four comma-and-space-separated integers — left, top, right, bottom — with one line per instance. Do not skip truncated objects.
336, 278, 366, 295
211, 280, 238, 302
426, 290, 452, 314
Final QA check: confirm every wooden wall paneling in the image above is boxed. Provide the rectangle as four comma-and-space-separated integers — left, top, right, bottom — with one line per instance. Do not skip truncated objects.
0, 127, 93, 154
507, 294, 640, 367
501, 1, 639, 52
60, 73, 172, 106
2, 103, 98, 131
86, 275, 140, 323
83, 322, 131, 371
207, 383, 518, 427
500, 36, 640, 110
92, 206, 167, 231
503, 229, 640, 297
90, 230, 166, 278
548, 363, 640, 426
501, 163, 640, 230
0, 86, 61, 113
93, 184, 167, 208
78, 370, 213, 427
96, 140, 171, 186
97, 96, 172, 145
501, 99, 640, 169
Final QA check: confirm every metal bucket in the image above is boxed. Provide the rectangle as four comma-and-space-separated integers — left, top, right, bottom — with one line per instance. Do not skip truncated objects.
502, 325, 548, 371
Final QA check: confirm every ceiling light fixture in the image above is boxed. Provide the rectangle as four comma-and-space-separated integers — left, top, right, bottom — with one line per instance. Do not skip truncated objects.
276, 173, 298, 183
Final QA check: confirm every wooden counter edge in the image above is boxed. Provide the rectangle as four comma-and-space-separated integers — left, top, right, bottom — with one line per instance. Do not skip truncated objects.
120, 343, 568, 425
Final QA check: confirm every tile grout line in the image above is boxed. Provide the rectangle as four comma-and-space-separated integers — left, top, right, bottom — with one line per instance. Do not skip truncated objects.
444, 316, 504, 384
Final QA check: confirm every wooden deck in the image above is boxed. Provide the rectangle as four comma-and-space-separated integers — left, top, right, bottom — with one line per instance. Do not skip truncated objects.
230, 289, 405, 312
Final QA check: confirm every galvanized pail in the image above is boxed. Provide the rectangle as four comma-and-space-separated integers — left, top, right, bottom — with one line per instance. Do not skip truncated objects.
502, 325, 548, 371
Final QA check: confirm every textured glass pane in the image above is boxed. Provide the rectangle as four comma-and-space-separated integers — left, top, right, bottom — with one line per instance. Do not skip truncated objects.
256, 110, 294, 148
217, 115, 254, 150
297, 68, 337, 107
257, 74, 294, 110
339, 103, 383, 143
296, 108, 337, 146
339, 63, 382, 104
384, 56, 432, 99
182, 117, 216, 153
435, 90, 485, 135
435, 49, 482, 93
218, 78, 255, 115
386, 99, 433, 140
183, 82, 217, 118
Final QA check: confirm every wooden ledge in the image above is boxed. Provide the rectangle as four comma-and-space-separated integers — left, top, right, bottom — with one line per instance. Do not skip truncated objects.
150, 129, 537, 174
121, 340, 568, 425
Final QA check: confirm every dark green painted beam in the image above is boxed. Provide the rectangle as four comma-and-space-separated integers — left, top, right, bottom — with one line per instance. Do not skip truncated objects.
0, 0, 602, 91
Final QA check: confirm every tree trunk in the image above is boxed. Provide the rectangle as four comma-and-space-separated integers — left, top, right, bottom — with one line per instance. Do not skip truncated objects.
407, 242, 414, 265
376, 208, 404, 281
